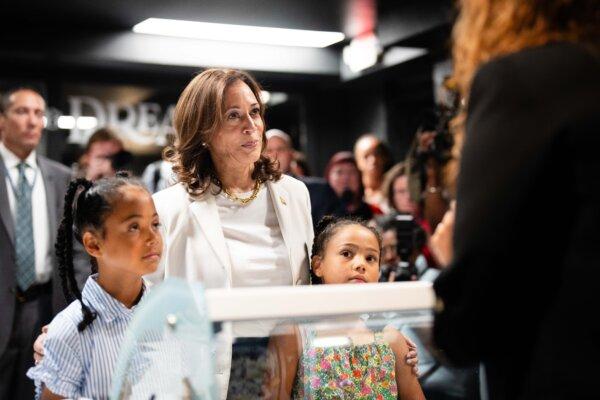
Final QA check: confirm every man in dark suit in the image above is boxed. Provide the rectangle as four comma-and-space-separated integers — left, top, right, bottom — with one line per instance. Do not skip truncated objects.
0, 87, 76, 399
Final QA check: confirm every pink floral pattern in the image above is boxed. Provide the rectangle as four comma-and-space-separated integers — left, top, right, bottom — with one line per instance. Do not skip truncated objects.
292, 332, 397, 399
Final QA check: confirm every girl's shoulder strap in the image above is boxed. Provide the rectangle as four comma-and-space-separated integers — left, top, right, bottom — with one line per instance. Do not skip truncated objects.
373, 330, 386, 344
296, 324, 313, 348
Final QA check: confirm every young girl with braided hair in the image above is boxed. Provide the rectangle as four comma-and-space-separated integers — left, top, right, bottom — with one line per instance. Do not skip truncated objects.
27, 172, 162, 399
266, 216, 425, 400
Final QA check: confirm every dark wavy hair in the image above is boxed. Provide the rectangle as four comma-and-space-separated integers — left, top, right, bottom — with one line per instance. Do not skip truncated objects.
164, 68, 281, 196
55, 172, 146, 332
310, 215, 382, 284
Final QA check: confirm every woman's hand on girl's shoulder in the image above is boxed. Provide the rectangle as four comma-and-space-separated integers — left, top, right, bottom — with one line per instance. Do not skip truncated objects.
265, 324, 302, 400
41, 386, 66, 400
33, 325, 49, 365
383, 326, 420, 376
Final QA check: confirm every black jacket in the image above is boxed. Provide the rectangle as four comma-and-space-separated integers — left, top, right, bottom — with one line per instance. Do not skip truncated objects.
433, 42, 600, 399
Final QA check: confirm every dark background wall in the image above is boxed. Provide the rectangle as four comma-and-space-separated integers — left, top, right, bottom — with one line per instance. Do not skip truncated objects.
304, 56, 436, 175
0, 0, 452, 176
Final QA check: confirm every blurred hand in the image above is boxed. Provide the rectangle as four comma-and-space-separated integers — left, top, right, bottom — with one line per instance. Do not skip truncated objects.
405, 336, 420, 376
33, 325, 48, 365
430, 201, 455, 267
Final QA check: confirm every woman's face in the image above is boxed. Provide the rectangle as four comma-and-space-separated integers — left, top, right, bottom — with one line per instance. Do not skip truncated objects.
328, 162, 361, 197
209, 80, 264, 170
392, 175, 415, 214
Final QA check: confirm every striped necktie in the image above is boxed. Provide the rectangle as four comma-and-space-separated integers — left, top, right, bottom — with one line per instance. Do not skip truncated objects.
15, 161, 36, 291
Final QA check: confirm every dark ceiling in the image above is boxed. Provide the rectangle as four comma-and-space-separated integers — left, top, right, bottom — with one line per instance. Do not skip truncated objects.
0, 0, 452, 91
3, 0, 349, 35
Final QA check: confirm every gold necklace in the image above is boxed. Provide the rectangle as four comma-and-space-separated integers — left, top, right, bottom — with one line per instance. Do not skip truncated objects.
222, 180, 261, 205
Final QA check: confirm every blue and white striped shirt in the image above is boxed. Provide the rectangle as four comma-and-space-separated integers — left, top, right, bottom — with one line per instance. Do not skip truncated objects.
27, 274, 147, 399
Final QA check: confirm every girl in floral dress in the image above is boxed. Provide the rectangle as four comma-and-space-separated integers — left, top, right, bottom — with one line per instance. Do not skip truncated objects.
266, 216, 425, 399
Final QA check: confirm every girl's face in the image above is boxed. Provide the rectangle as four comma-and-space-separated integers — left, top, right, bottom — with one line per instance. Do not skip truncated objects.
392, 175, 415, 214
313, 225, 380, 284
328, 162, 361, 197
209, 80, 264, 170
84, 185, 163, 277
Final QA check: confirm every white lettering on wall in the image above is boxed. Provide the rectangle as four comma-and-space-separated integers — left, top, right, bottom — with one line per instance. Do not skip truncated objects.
65, 96, 175, 152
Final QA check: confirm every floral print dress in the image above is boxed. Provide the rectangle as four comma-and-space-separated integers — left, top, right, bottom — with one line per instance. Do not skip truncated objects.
292, 326, 398, 399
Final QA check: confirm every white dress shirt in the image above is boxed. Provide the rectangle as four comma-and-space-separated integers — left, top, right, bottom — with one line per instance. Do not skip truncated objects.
0, 142, 52, 284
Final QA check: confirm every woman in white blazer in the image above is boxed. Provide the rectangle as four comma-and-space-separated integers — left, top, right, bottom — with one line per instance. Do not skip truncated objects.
152, 69, 313, 398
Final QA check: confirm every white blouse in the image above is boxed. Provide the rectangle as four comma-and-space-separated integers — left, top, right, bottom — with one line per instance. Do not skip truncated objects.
215, 184, 292, 288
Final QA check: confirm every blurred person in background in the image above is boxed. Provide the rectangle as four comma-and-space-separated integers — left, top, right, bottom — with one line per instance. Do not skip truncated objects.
0, 88, 85, 399
265, 129, 294, 174
141, 158, 176, 193
289, 150, 311, 177
433, 1, 600, 399
384, 162, 417, 215
353, 133, 393, 210
75, 127, 129, 181
405, 109, 454, 232
141, 133, 177, 193
382, 163, 438, 267
324, 151, 383, 221
379, 217, 429, 282
265, 128, 337, 226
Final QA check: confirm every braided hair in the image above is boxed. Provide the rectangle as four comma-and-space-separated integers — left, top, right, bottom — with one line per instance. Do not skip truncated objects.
310, 215, 382, 284
55, 171, 145, 332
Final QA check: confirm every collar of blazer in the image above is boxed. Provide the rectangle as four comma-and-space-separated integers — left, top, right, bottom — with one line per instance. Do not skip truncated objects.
37, 156, 59, 247
187, 178, 295, 286
0, 153, 14, 243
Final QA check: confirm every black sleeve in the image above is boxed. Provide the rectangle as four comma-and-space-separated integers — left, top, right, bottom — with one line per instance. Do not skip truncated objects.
432, 57, 553, 365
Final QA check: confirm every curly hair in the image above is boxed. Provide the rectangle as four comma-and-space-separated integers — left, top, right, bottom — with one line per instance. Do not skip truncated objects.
452, 0, 599, 99
443, 0, 599, 195
55, 172, 146, 332
164, 68, 281, 196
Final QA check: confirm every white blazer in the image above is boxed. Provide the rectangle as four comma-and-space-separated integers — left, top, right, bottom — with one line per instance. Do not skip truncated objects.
150, 175, 314, 398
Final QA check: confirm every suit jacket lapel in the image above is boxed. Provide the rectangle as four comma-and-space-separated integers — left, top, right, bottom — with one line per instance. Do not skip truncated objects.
267, 180, 297, 281
38, 156, 59, 246
188, 193, 232, 285
0, 154, 15, 244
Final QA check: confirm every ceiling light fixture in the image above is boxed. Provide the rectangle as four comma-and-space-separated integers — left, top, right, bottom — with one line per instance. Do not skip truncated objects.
342, 32, 381, 73
133, 18, 345, 48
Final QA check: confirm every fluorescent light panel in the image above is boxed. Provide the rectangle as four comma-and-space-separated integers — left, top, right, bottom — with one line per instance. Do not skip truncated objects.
133, 18, 345, 48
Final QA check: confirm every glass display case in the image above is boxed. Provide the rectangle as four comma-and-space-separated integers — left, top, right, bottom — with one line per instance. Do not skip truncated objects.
112, 280, 480, 400
208, 281, 434, 400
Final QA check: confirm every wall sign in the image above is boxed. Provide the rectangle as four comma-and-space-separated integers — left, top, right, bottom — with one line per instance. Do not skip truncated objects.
47, 96, 176, 154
